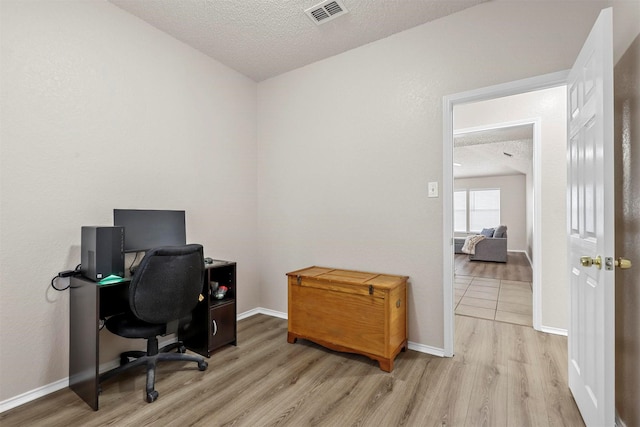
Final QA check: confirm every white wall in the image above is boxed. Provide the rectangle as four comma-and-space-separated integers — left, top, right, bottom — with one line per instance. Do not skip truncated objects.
454, 87, 568, 330
454, 175, 527, 252
257, 1, 619, 347
0, 0, 258, 402
2, 0, 639, 410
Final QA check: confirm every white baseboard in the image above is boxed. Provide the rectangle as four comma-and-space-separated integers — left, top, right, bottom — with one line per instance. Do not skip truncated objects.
508, 249, 533, 266
540, 325, 568, 336
238, 307, 287, 320
0, 336, 181, 413
240, 310, 445, 358
0, 309, 287, 413
0, 378, 69, 413
407, 341, 445, 357
237, 307, 262, 320
1, 308, 442, 413
240, 310, 446, 359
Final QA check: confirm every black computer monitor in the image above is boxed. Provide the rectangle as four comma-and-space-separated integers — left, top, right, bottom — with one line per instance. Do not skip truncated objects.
113, 209, 186, 253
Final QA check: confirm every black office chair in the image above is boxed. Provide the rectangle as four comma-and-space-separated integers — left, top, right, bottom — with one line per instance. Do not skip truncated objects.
99, 244, 208, 403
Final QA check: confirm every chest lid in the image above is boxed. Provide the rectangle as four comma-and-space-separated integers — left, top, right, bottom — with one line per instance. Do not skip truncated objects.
286, 266, 408, 290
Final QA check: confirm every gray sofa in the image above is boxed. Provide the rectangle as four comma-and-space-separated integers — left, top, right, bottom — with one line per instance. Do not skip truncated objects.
455, 225, 508, 263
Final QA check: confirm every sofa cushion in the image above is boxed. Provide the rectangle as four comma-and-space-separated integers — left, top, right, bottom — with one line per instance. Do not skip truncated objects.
480, 228, 495, 237
493, 225, 507, 238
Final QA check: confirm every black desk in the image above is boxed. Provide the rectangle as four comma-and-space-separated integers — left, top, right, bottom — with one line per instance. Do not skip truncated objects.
69, 260, 237, 410
69, 276, 130, 411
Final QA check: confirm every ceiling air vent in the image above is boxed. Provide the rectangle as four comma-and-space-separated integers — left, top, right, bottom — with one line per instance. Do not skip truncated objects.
305, 0, 349, 25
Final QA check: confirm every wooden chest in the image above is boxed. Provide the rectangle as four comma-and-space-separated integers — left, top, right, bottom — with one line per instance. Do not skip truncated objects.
286, 266, 408, 372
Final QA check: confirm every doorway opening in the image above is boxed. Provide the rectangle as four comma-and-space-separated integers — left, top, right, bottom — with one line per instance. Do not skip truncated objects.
453, 121, 534, 326
442, 72, 569, 357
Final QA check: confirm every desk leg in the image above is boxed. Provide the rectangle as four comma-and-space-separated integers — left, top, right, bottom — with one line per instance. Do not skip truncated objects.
69, 276, 99, 411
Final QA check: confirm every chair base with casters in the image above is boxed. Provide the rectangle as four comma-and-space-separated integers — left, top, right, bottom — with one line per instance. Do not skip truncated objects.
99, 244, 209, 404
98, 313, 208, 403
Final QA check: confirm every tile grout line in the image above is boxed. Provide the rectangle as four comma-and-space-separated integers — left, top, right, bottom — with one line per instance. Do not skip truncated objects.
456, 274, 532, 326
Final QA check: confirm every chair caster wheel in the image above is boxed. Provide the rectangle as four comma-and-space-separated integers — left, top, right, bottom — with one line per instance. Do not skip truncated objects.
120, 355, 130, 366
198, 361, 208, 371
178, 345, 187, 354
146, 390, 159, 403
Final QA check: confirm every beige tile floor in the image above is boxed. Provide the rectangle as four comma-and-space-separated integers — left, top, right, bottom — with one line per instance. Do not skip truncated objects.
454, 275, 533, 326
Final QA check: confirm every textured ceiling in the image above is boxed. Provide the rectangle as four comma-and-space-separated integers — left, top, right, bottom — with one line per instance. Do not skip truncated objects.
109, 0, 487, 82
454, 125, 534, 179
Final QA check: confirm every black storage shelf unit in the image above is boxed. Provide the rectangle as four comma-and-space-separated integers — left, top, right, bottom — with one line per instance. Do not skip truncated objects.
180, 260, 237, 357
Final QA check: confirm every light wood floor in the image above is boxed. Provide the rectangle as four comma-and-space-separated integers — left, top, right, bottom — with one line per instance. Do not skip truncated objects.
1, 314, 584, 426
454, 252, 532, 282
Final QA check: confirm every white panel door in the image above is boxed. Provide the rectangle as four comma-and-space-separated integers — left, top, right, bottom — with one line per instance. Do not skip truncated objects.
566, 8, 615, 427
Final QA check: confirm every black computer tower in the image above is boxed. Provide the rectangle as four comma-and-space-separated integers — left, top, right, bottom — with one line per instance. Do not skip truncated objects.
81, 226, 125, 281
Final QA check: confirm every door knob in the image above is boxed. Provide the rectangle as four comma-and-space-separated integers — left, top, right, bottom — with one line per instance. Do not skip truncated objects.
581, 255, 632, 270
605, 257, 632, 270
580, 255, 602, 269
615, 258, 632, 269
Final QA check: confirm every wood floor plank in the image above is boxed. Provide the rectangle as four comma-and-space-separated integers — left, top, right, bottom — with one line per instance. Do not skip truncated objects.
507, 359, 550, 427
374, 355, 444, 426
417, 358, 478, 427
534, 331, 585, 427
456, 316, 509, 427
0, 314, 584, 427
455, 253, 533, 282
463, 363, 509, 427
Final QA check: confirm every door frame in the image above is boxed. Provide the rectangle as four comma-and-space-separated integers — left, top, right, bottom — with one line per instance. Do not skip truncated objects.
442, 70, 568, 357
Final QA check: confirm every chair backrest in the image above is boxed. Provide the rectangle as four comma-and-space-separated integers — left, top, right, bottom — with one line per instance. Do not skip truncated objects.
129, 244, 204, 325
